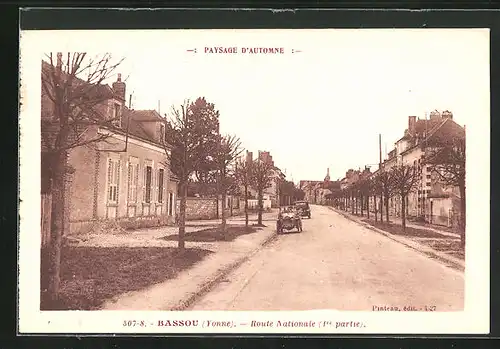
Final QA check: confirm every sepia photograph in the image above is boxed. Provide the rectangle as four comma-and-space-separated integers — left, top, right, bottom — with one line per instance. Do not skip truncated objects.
18, 28, 489, 334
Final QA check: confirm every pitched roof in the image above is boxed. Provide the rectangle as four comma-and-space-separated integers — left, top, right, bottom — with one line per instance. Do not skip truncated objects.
41, 59, 172, 149
128, 109, 163, 122
41, 60, 117, 101
400, 117, 464, 156
413, 118, 444, 137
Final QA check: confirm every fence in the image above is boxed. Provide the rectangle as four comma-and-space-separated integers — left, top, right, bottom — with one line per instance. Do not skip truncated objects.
41, 193, 52, 247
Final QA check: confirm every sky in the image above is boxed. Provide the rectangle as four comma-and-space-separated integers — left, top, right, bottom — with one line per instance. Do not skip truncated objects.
34, 29, 490, 184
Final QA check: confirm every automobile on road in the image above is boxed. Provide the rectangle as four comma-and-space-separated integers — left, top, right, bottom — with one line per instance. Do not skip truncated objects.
276, 206, 303, 233
293, 200, 311, 219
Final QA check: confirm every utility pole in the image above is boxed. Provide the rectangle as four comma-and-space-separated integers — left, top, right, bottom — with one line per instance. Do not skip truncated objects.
379, 134, 382, 170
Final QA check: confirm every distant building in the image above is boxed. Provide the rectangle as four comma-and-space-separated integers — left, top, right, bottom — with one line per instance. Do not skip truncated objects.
299, 168, 340, 205
258, 150, 286, 207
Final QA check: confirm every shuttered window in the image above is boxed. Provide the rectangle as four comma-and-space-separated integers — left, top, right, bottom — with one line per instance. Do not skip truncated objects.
144, 165, 152, 203
158, 169, 165, 203
168, 192, 174, 216
127, 160, 139, 203
107, 158, 120, 204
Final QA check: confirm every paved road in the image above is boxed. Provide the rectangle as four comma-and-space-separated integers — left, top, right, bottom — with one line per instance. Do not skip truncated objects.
190, 205, 464, 311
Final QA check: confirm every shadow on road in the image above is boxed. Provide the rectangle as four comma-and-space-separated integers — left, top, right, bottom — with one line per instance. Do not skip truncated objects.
161, 225, 262, 242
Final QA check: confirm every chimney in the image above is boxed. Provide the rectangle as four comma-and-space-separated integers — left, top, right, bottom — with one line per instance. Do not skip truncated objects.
408, 115, 417, 134
246, 150, 253, 164
112, 73, 126, 102
56, 52, 63, 69
442, 110, 453, 120
429, 110, 441, 121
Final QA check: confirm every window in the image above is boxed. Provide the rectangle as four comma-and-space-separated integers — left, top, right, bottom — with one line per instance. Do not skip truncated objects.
107, 158, 121, 204
158, 169, 164, 203
426, 181, 431, 187
143, 165, 153, 203
427, 166, 432, 172
112, 103, 121, 127
168, 192, 174, 215
426, 174, 431, 179
127, 159, 139, 203
160, 124, 165, 143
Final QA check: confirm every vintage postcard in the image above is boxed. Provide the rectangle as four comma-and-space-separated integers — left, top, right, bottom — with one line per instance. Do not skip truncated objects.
18, 28, 490, 335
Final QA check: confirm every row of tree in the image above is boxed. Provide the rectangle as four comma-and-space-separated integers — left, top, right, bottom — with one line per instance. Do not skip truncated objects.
327, 134, 465, 248
162, 98, 300, 248
329, 165, 422, 230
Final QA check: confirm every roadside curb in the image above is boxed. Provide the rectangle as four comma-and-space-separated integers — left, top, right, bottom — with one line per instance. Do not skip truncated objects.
170, 230, 278, 311
330, 208, 465, 272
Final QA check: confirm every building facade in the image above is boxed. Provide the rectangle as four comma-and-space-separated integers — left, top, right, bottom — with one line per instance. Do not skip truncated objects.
41, 60, 178, 235
378, 111, 464, 226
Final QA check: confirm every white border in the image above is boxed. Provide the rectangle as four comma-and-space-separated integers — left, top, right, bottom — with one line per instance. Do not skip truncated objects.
18, 29, 490, 335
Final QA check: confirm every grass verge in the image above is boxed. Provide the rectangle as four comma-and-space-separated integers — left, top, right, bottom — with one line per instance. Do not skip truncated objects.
361, 218, 464, 261
40, 246, 212, 310
361, 219, 450, 239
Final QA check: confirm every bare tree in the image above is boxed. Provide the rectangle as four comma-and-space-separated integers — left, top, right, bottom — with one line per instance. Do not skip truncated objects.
359, 178, 373, 219
163, 100, 203, 251
214, 134, 243, 239
370, 175, 382, 222
425, 133, 466, 247
41, 52, 124, 303
251, 158, 275, 226
235, 157, 253, 228
375, 170, 396, 223
391, 164, 422, 231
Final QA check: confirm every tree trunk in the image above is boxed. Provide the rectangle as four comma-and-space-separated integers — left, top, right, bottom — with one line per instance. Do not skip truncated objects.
257, 189, 263, 225
401, 194, 406, 231
385, 193, 390, 223
459, 182, 466, 248
47, 150, 68, 304
244, 184, 249, 228
221, 191, 227, 240
374, 195, 377, 222
351, 193, 354, 214
178, 181, 187, 251
366, 194, 370, 219
215, 196, 219, 219
360, 194, 364, 216
380, 194, 383, 222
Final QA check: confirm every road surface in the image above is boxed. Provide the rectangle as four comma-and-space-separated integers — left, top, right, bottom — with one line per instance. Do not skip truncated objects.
190, 205, 464, 311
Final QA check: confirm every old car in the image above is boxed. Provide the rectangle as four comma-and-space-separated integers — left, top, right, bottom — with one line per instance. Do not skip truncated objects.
276, 206, 303, 233
294, 200, 311, 219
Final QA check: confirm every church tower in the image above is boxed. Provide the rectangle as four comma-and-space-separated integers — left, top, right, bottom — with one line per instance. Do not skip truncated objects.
324, 168, 331, 182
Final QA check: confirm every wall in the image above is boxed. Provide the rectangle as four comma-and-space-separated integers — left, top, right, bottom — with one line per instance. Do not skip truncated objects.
67, 128, 177, 234
428, 197, 453, 227
175, 195, 243, 221
176, 197, 217, 220
68, 140, 98, 222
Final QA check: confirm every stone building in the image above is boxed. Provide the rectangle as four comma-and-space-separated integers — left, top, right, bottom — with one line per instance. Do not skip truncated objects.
379, 110, 465, 226
41, 59, 178, 235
